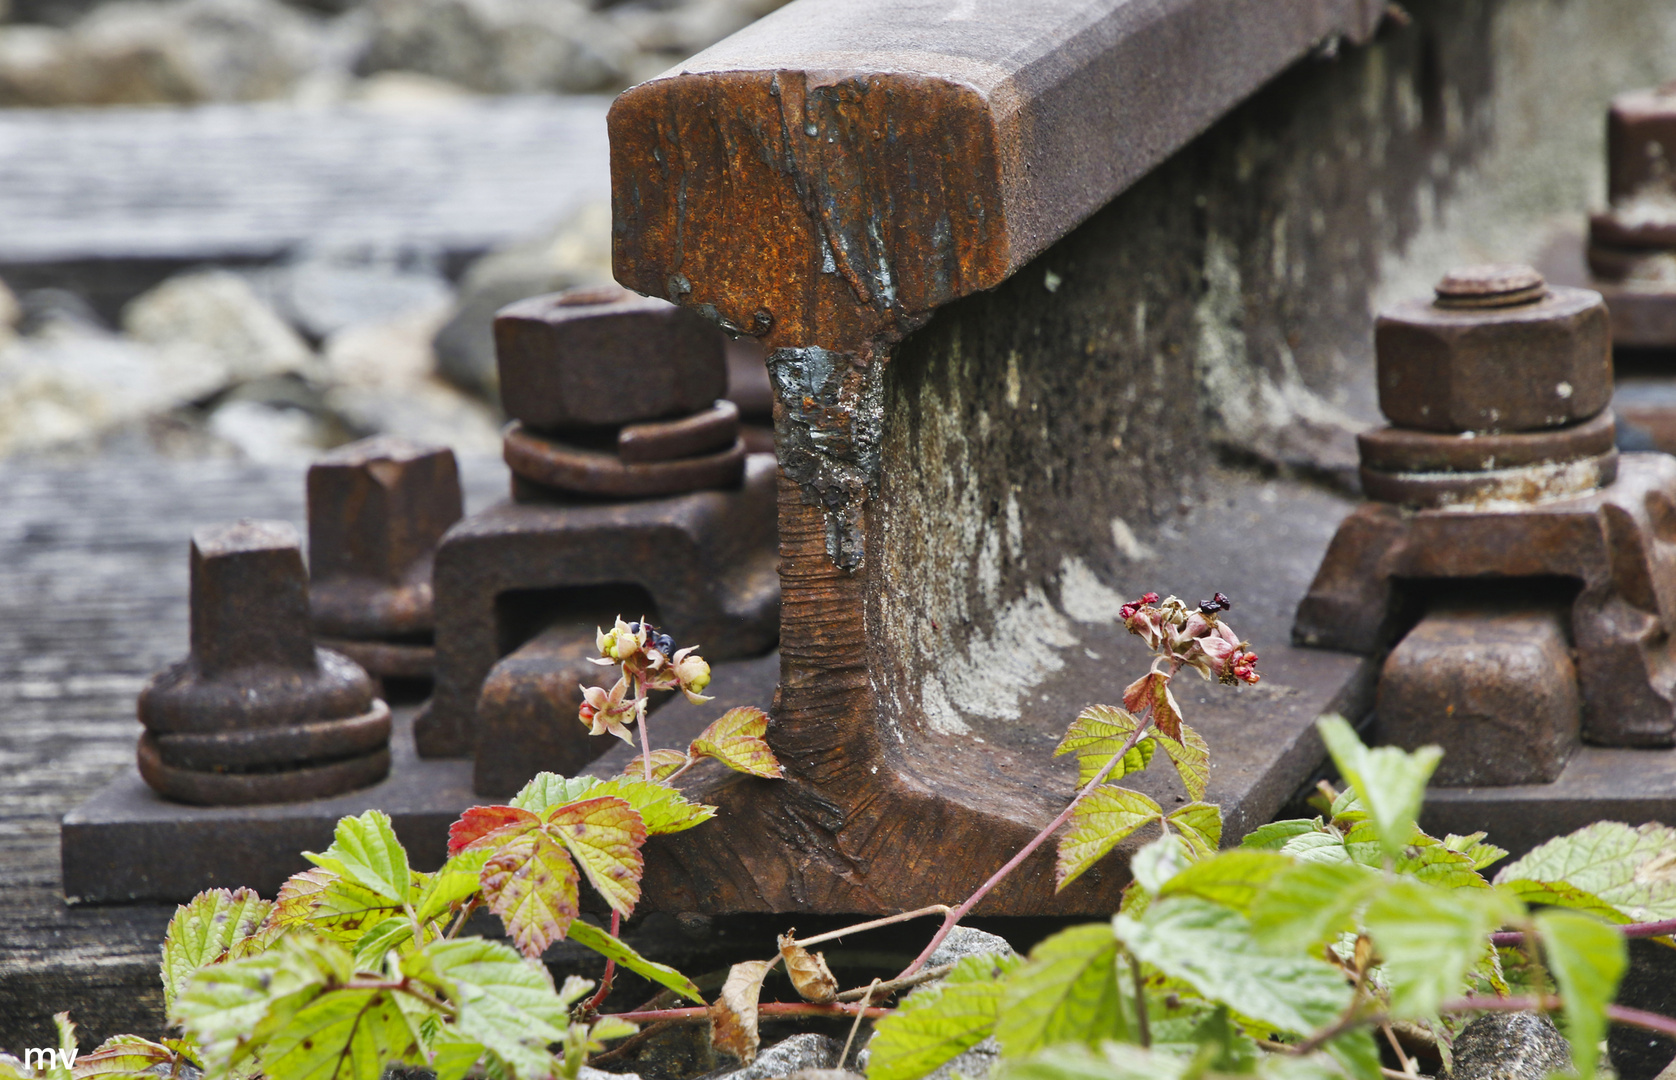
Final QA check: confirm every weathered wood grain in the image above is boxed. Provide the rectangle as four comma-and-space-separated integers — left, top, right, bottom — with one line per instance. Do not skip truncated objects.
0, 96, 610, 266
0, 452, 504, 1048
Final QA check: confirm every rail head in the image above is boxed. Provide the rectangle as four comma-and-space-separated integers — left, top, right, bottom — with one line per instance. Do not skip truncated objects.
609, 0, 1385, 350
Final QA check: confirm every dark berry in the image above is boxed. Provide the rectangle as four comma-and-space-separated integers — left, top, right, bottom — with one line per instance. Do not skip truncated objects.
657, 633, 676, 655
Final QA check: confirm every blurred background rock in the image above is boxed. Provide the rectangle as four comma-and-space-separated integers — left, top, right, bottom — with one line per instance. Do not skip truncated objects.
0, 0, 784, 464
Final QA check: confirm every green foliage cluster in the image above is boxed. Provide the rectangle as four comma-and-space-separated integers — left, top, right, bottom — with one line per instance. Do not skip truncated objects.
865, 715, 1663, 1080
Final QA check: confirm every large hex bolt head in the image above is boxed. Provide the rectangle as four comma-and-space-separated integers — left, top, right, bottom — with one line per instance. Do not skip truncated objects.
1375, 267, 1611, 433
1607, 83, 1676, 205
494, 284, 728, 430
308, 436, 462, 639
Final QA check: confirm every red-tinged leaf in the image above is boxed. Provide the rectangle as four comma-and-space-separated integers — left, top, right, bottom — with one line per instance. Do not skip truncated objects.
266, 868, 337, 933
1056, 786, 1163, 891
708, 959, 774, 1063
479, 827, 581, 960
624, 749, 689, 781
547, 796, 646, 918
689, 707, 784, 779
448, 805, 540, 855
77, 1034, 182, 1077
589, 778, 717, 836
1122, 672, 1183, 741
1157, 722, 1210, 801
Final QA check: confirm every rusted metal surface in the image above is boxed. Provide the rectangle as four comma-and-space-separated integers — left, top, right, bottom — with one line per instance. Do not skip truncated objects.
619, 400, 741, 463
416, 454, 782, 763
1357, 409, 1618, 473
1377, 605, 1579, 786
474, 621, 630, 796
135, 521, 388, 804
307, 436, 462, 692
1299, 267, 1676, 747
504, 422, 747, 499
495, 286, 728, 430
1582, 83, 1676, 350
1375, 282, 1611, 433
1299, 456, 1676, 746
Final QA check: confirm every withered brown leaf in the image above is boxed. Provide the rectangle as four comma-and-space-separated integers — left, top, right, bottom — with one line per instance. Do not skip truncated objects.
707, 958, 774, 1063
777, 932, 838, 1004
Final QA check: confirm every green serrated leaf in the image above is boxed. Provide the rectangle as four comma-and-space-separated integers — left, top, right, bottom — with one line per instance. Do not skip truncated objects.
305, 810, 412, 904
1055, 706, 1153, 787
564, 918, 704, 1002
990, 1042, 1194, 1080
259, 986, 423, 1080
161, 887, 273, 1015
1495, 821, 1676, 924
1363, 881, 1507, 1019
1156, 723, 1209, 801
1249, 859, 1377, 954
72, 1035, 185, 1080
1239, 820, 1319, 851
1317, 716, 1440, 861
417, 937, 570, 1077
1280, 830, 1351, 865
509, 773, 602, 814
176, 935, 349, 1075
352, 917, 417, 969
1158, 850, 1290, 914
587, 778, 717, 836
1536, 909, 1627, 1079
270, 868, 407, 945
1166, 803, 1221, 857
1130, 835, 1189, 895
867, 953, 1019, 1080
995, 924, 1125, 1058
1113, 897, 1351, 1036
1443, 833, 1508, 872
1498, 879, 1630, 924
1057, 787, 1163, 891
415, 850, 491, 925
427, 1031, 486, 1080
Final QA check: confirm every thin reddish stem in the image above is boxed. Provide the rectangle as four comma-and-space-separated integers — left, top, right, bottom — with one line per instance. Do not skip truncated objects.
897, 712, 1155, 979
584, 910, 622, 1015
635, 676, 654, 783
1490, 917, 1676, 947
610, 1002, 892, 1024
1437, 995, 1676, 1040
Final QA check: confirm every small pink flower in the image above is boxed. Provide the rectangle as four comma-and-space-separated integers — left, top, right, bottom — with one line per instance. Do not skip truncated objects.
579, 676, 645, 744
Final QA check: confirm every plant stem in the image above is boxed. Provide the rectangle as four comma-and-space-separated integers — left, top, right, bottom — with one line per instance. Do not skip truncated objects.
609, 1002, 892, 1024
1381, 1023, 1414, 1075
897, 717, 1154, 979
841, 979, 881, 1067
795, 905, 953, 949
584, 910, 622, 1015
636, 675, 654, 784
446, 897, 478, 940
1490, 916, 1676, 947
834, 963, 954, 1002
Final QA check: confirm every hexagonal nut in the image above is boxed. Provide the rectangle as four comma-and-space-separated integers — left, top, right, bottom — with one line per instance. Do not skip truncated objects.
308, 436, 462, 586
494, 285, 728, 430
1375, 286, 1611, 432
1608, 84, 1676, 203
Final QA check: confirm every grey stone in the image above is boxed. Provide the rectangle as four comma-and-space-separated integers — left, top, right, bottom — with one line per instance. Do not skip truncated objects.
122, 269, 315, 386
854, 1036, 998, 1080
16, 287, 103, 336
206, 397, 331, 463
579, 1069, 642, 1080
356, 0, 633, 94
322, 378, 502, 455
925, 927, 1018, 970
243, 249, 454, 343
0, 0, 327, 106
710, 1034, 839, 1080
782, 1072, 863, 1080
432, 201, 613, 397
1451, 1013, 1572, 1080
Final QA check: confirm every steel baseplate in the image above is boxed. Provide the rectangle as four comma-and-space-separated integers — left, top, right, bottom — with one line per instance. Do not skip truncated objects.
1296, 452, 1676, 853
415, 454, 782, 773
60, 653, 781, 904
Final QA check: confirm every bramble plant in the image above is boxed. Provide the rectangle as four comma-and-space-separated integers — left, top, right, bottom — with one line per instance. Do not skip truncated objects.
8, 598, 1676, 1080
